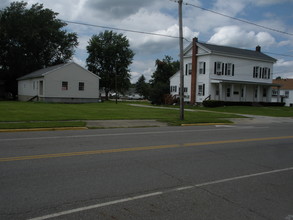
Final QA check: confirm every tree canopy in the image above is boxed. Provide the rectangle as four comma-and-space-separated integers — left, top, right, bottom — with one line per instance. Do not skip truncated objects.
86, 31, 134, 99
0, 1, 78, 98
135, 75, 149, 99
149, 56, 180, 104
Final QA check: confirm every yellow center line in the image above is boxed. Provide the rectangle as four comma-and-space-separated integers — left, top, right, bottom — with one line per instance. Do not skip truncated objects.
1, 136, 293, 162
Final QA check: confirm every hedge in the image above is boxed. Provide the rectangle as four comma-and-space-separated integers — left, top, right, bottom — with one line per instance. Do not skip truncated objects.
202, 100, 285, 107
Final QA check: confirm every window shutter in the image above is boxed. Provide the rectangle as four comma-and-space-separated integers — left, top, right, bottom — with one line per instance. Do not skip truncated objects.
203, 84, 205, 96
214, 62, 216, 74
268, 68, 270, 79
222, 63, 224, 75
225, 63, 227, 75
185, 64, 187, 75
203, 62, 206, 74
232, 64, 235, 76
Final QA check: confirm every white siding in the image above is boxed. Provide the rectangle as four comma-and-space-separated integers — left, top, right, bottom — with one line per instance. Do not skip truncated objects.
209, 55, 273, 83
272, 90, 293, 107
44, 63, 99, 99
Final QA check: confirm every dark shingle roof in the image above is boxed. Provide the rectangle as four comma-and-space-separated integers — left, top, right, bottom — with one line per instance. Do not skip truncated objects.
17, 63, 69, 80
198, 42, 277, 62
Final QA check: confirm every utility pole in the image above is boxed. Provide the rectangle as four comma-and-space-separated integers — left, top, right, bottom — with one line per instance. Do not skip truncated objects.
178, 0, 184, 120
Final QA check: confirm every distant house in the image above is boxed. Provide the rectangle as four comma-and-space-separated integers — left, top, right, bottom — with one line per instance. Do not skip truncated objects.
272, 78, 293, 107
170, 38, 277, 104
17, 62, 100, 103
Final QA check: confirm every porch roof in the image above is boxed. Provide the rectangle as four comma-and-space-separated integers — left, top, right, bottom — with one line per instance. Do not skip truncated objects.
210, 79, 279, 87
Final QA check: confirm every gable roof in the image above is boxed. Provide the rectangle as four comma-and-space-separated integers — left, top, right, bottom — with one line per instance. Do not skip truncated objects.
273, 79, 293, 90
17, 63, 70, 80
17, 62, 99, 81
183, 40, 277, 62
198, 42, 277, 62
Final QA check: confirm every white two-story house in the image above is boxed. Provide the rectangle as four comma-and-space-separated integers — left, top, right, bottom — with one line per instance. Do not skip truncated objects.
170, 38, 277, 104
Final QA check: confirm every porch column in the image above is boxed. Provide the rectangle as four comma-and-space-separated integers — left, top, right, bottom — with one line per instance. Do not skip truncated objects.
218, 83, 222, 101
243, 85, 247, 101
267, 87, 272, 102
231, 84, 234, 101
257, 85, 261, 102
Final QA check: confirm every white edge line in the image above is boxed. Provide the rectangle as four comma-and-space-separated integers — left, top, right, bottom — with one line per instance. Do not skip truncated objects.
28, 192, 163, 220
28, 166, 293, 220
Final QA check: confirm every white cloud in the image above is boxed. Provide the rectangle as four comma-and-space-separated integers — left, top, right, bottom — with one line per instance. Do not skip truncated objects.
130, 24, 197, 55
274, 59, 293, 78
130, 60, 156, 83
208, 26, 276, 48
251, 0, 291, 6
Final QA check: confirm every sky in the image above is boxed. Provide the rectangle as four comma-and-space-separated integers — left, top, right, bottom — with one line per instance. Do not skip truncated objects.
1, 0, 293, 83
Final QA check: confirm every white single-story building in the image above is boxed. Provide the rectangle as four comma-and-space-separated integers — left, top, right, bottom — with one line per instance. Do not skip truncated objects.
170, 38, 278, 104
17, 62, 100, 103
272, 78, 293, 107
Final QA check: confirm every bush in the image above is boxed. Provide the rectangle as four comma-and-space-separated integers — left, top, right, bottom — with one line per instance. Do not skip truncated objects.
202, 100, 285, 107
202, 100, 225, 107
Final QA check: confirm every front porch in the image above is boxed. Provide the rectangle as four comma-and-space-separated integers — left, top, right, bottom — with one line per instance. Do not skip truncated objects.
210, 80, 278, 103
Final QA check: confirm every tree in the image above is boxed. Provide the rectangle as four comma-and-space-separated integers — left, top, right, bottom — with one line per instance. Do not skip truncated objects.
86, 31, 134, 100
135, 75, 149, 99
149, 56, 180, 104
0, 2, 78, 98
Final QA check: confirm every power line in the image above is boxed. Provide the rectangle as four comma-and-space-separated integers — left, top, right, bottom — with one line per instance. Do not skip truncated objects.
61, 20, 293, 59
62, 20, 190, 42
264, 52, 293, 58
171, 1, 293, 37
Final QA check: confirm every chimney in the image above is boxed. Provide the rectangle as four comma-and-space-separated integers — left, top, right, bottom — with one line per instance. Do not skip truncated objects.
256, 45, 261, 52
190, 37, 198, 105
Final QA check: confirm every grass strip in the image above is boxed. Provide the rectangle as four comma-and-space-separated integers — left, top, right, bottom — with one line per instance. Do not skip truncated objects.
0, 121, 86, 129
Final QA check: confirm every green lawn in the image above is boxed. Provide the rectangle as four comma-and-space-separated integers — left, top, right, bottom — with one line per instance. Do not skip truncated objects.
0, 101, 242, 128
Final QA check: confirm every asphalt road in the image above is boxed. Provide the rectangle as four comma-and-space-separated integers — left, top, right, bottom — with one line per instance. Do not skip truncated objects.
0, 123, 293, 220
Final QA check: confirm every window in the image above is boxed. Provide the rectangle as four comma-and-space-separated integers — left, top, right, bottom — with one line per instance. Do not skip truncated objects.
199, 62, 206, 74
226, 88, 231, 97
79, 82, 85, 91
253, 66, 259, 78
272, 89, 278, 96
185, 63, 192, 75
188, 63, 192, 75
225, 63, 233, 76
259, 68, 262, 78
253, 67, 271, 79
263, 88, 267, 97
285, 91, 289, 98
198, 84, 205, 96
263, 68, 267, 79
214, 62, 222, 75
215, 62, 234, 76
178, 87, 188, 94
254, 87, 258, 98
170, 86, 177, 92
62, 81, 68, 90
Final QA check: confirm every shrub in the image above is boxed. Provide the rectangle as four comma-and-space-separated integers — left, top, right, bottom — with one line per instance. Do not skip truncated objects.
203, 100, 286, 107
202, 100, 225, 107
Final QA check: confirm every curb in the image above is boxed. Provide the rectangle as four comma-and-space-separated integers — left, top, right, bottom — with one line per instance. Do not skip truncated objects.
181, 123, 233, 126
0, 127, 88, 133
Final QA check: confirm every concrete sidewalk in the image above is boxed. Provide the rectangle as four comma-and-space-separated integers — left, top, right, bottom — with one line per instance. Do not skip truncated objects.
86, 120, 168, 128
